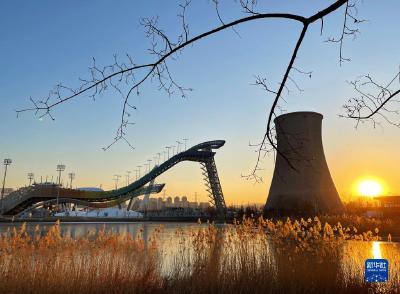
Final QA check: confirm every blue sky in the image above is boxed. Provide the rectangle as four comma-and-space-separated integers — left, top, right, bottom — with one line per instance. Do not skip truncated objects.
1, 0, 399, 204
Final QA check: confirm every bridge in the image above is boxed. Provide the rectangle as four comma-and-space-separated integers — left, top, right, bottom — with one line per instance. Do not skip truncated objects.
1, 140, 226, 217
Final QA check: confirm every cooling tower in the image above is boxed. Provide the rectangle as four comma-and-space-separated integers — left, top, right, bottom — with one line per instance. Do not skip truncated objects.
265, 111, 344, 215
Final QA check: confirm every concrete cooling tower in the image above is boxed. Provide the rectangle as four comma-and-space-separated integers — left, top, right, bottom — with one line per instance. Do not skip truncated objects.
265, 111, 344, 215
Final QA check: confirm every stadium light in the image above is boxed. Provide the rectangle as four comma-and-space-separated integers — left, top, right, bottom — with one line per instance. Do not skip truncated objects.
56, 164, 66, 207
1, 158, 12, 213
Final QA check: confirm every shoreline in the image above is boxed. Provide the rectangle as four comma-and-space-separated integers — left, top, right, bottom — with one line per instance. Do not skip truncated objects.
0, 216, 224, 223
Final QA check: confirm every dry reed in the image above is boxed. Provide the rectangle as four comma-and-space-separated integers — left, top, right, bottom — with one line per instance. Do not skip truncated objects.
0, 217, 399, 294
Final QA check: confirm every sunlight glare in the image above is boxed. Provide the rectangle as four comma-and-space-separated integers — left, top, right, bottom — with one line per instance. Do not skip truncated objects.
372, 242, 382, 259
357, 179, 383, 197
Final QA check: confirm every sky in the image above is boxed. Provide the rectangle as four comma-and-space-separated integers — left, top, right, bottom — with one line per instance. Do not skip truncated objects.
0, 0, 399, 205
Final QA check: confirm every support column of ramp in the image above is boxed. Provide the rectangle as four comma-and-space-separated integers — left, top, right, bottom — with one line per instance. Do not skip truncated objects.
201, 156, 226, 216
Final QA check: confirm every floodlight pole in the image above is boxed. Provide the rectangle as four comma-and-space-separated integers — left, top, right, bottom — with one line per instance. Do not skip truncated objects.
176, 141, 182, 153
183, 138, 188, 151
1, 158, 12, 213
153, 156, 158, 167
68, 172, 75, 189
147, 159, 152, 172
28, 172, 34, 186
114, 175, 121, 189
126, 171, 131, 186
56, 164, 66, 208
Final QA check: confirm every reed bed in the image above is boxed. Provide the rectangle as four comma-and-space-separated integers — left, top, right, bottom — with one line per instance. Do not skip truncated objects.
0, 217, 399, 294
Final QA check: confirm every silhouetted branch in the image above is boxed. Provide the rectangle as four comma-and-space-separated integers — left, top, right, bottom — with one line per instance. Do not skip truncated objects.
341, 69, 400, 128
325, 0, 365, 65
178, 0, 191, 44
239, 0, 260, 15
243, 0, 353, 180
18, 0, 351, 181
213, 0, 241, 37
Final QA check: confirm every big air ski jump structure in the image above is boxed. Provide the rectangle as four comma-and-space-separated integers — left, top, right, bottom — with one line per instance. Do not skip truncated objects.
265, 111, 344, 215
1, 140, 227, 217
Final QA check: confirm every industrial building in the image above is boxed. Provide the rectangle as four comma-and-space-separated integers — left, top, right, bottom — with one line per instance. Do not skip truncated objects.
265, 111, 344, 215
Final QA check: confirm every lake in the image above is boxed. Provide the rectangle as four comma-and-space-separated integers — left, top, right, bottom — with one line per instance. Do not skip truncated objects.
1, 220, 399, 285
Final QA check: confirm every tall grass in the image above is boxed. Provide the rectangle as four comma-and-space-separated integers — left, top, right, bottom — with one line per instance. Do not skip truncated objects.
0, 218, 399, 294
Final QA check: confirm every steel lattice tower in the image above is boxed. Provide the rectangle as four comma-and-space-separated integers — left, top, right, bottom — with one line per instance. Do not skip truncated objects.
200, 150, 226, 216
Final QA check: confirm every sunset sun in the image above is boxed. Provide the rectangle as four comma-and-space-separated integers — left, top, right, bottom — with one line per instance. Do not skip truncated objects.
357, 179, 384, 198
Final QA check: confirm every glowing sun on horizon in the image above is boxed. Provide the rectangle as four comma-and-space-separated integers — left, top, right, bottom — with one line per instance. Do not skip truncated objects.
357, 179, 384, 198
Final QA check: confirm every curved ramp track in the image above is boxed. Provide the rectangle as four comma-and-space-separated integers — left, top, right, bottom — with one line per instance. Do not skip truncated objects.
16, 184, 164, 217
1, 140, 226, 216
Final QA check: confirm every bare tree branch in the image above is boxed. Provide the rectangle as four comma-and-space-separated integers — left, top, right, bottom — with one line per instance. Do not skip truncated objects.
17, 0, 351, 180
326, 0, 366, 65
342, 69, 400, 127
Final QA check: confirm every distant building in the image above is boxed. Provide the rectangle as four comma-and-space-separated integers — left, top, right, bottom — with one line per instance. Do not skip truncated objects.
157, 197, 164, 210
149, 198, 158, 210
347, 196, 400, 218
375, 196, 400, 208
188, 202, 198, 209
133, 195, 211, 211
181, 196, 188, 208
199, 202, 210, 209
1, 188, 14, 196
174, 196, 181, 207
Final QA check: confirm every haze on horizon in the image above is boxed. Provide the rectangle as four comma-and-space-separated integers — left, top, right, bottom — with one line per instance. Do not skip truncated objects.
1, 0, 399, 205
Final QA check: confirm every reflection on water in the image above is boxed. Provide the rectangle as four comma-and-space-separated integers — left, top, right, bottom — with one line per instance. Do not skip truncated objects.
372, 241, 382, 259
338, 240, 400, 290
0, 221, 208, 240
1, 222, 399, 287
